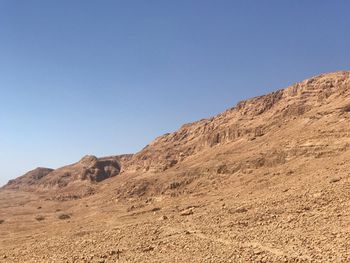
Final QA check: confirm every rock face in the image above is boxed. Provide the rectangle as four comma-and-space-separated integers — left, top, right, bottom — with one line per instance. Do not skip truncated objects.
123, 71, 350, 173
75, 155, 121, 182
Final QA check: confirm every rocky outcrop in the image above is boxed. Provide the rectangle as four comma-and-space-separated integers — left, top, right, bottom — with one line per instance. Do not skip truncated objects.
4, 155, 124, 190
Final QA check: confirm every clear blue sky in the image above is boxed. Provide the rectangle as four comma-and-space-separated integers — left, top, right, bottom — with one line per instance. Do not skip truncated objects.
1, 1, 349, 185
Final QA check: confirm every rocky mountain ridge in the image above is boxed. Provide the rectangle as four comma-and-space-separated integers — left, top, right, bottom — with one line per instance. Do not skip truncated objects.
4, 71, 350, 192
123, 71, 350, 172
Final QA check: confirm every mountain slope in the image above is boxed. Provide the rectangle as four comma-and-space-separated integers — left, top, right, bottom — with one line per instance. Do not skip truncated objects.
1, 71, 350, 262
124, 71, 350, 173
5, 71, 350, 192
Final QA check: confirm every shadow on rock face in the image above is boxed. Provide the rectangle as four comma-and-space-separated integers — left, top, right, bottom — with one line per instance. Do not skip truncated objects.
79, 156, 121, 182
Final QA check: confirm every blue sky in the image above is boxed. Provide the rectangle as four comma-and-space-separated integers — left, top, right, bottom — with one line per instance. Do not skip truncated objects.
0, 1, 349, 185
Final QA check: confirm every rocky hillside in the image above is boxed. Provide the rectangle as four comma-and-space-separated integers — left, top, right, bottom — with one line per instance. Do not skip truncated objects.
4, 155, 132, 191
124, 71, 350, 172
2, 71, 350, 262
4, 71, 350, 193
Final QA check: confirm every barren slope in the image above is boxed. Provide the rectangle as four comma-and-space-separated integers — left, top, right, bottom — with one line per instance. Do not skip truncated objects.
1, 71, 350, 262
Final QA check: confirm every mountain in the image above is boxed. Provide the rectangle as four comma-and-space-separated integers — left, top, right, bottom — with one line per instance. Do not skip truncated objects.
125, 71, 350, 173
1, 71, 350, 262
5, 71, 350, 193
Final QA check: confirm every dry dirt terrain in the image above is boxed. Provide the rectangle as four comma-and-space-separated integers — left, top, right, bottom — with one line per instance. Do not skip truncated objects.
1, 71, 350, 262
